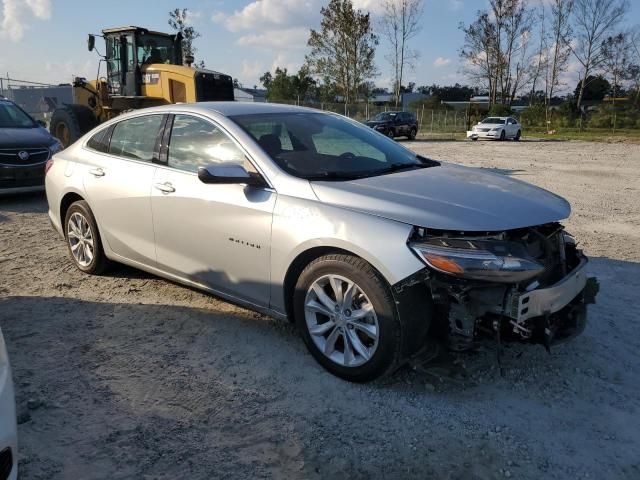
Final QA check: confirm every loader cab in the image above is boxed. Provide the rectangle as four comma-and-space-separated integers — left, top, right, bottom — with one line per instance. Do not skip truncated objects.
101, 26, 183, 97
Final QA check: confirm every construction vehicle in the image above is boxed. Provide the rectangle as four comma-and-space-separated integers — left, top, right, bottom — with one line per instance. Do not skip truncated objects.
50, 26, 234, 147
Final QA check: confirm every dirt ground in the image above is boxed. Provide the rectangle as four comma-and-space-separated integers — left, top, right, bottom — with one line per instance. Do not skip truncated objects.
1, 139, 639, 480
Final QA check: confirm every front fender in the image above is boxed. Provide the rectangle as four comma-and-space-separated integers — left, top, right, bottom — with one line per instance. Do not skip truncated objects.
269, 195, 425, 313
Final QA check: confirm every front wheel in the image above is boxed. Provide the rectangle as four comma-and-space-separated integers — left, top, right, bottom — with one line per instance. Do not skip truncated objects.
294, 254, 402, 382
499, 130, 506, 141
514, 130, 521, 141
408, 127, 417, 140
387, 129, 395, 139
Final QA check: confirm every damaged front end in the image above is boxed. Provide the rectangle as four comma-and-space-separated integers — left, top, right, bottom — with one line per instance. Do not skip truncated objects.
401, 223, 599, 352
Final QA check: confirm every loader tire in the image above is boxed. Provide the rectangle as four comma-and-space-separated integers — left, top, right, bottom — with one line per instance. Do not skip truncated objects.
50, 104, 99, 148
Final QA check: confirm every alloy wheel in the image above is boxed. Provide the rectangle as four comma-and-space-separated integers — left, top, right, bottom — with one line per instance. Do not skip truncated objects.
304, 274, 379, 367
67, 212, 94, 267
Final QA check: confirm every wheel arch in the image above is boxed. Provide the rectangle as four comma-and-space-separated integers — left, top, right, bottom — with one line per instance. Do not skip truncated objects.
60, 191, 86, 235
281, 239, 407, 322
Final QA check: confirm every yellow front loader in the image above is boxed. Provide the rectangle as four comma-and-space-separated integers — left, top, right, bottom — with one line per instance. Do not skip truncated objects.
51, 26, 234, 147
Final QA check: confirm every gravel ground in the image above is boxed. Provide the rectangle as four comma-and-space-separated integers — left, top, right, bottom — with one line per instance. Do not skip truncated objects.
0, 139, 639, 479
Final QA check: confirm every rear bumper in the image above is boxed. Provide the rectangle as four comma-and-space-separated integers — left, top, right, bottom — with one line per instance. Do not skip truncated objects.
0, 163, 46, 194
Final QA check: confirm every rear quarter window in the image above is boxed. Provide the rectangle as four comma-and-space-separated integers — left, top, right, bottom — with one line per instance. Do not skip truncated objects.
86, 128, 111, 153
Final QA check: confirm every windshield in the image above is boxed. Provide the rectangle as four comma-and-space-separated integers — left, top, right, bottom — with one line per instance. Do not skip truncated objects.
231, 112, 437, 180
370, 112, 397, 122
0, 101, 36, 128
137, 34, 177, 65
481, 117, 505, 125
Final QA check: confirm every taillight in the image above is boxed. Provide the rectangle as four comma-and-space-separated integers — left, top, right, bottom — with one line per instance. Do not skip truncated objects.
45, 158, 54, 175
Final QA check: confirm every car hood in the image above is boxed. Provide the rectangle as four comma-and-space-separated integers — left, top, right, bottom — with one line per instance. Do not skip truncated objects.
310, 162, 571, 231
0, 127, 55, 149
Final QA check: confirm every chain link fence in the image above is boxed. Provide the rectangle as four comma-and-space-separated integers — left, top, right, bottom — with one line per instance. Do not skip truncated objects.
274, 99, 640, 139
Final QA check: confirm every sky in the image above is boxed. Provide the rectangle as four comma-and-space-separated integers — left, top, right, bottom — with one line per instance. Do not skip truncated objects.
1, 0, 640, 93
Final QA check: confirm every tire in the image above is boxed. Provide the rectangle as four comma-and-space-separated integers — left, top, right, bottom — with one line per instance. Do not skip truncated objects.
50, 104, 99, 148
387, 129, 395, 139
293, 254, 403, 382
471, 137, 478, 141
408, 127, 417, 140
499, 130, 506, 141
514, 130, 521, 141
64, 200, 111, 274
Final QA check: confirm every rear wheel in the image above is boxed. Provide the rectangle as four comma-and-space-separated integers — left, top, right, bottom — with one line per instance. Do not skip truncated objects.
294, 254, 402, 382
408, 127, 417, 140
50, 104, 99, 148
64, 200, 111, 274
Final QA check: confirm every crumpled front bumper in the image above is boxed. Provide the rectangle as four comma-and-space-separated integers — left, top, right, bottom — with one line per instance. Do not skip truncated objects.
400, 248, 599, 352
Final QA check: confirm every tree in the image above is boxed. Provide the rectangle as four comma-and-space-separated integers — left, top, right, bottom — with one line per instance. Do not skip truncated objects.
630, 28, 640, 104
570, 0, 629, 111
168, 8, 202, 67
460, 0, 534, 106
306, 0, 378, 107
544, 0, 574, 128
529, 5, 548, 106
379, 0, 424, 107
601, 32, 635, 132
259, 67, 316, 102
417, 83, 477, 100
259, 72, 273, 89
573, 75, 610, 101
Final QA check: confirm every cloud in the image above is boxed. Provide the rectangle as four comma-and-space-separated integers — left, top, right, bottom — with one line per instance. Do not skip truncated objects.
237, 27, 310, 49
219, 0, 321, 32
270, 52, 301, 73
44, 59, 94, 84
241, 60, 264, 80
351, 0, 386, 15
433, 57, 452, 68
0, 0, 51, 41
449, 0, 464, 11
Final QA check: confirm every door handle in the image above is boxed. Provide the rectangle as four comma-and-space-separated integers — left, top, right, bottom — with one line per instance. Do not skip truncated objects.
89, 167, 105, 177
154, 182, 176, 193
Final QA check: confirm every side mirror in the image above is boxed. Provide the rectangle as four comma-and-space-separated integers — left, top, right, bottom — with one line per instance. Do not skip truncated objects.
198, 163, 266, 187
88, 34, 95, 52
36, 120, 46, 128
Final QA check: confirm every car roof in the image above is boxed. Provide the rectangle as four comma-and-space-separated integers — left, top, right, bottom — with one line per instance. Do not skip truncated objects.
148, 101, 321, 117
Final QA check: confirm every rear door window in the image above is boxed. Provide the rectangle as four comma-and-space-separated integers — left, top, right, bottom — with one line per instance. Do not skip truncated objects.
109, 115, 164, 161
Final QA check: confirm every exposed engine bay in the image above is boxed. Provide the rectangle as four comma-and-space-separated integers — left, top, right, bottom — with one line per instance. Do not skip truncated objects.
396, 223, 599, 354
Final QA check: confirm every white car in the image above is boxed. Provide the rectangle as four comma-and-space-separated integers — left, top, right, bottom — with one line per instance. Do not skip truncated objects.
467, 116, 521, 141
0, 327, 17, 480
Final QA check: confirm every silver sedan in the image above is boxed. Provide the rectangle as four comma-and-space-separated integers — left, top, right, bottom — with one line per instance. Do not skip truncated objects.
45, 103, 596, 381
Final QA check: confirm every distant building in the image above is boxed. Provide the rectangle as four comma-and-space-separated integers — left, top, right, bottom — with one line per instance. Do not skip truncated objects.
234, 87, 267, 102
6, 85, 73, 114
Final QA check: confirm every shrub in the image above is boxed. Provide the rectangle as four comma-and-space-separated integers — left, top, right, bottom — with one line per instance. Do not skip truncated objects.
488, 104, 512, 116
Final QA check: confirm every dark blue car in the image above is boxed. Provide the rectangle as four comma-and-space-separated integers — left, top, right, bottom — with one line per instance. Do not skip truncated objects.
0, 97, 62, 195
